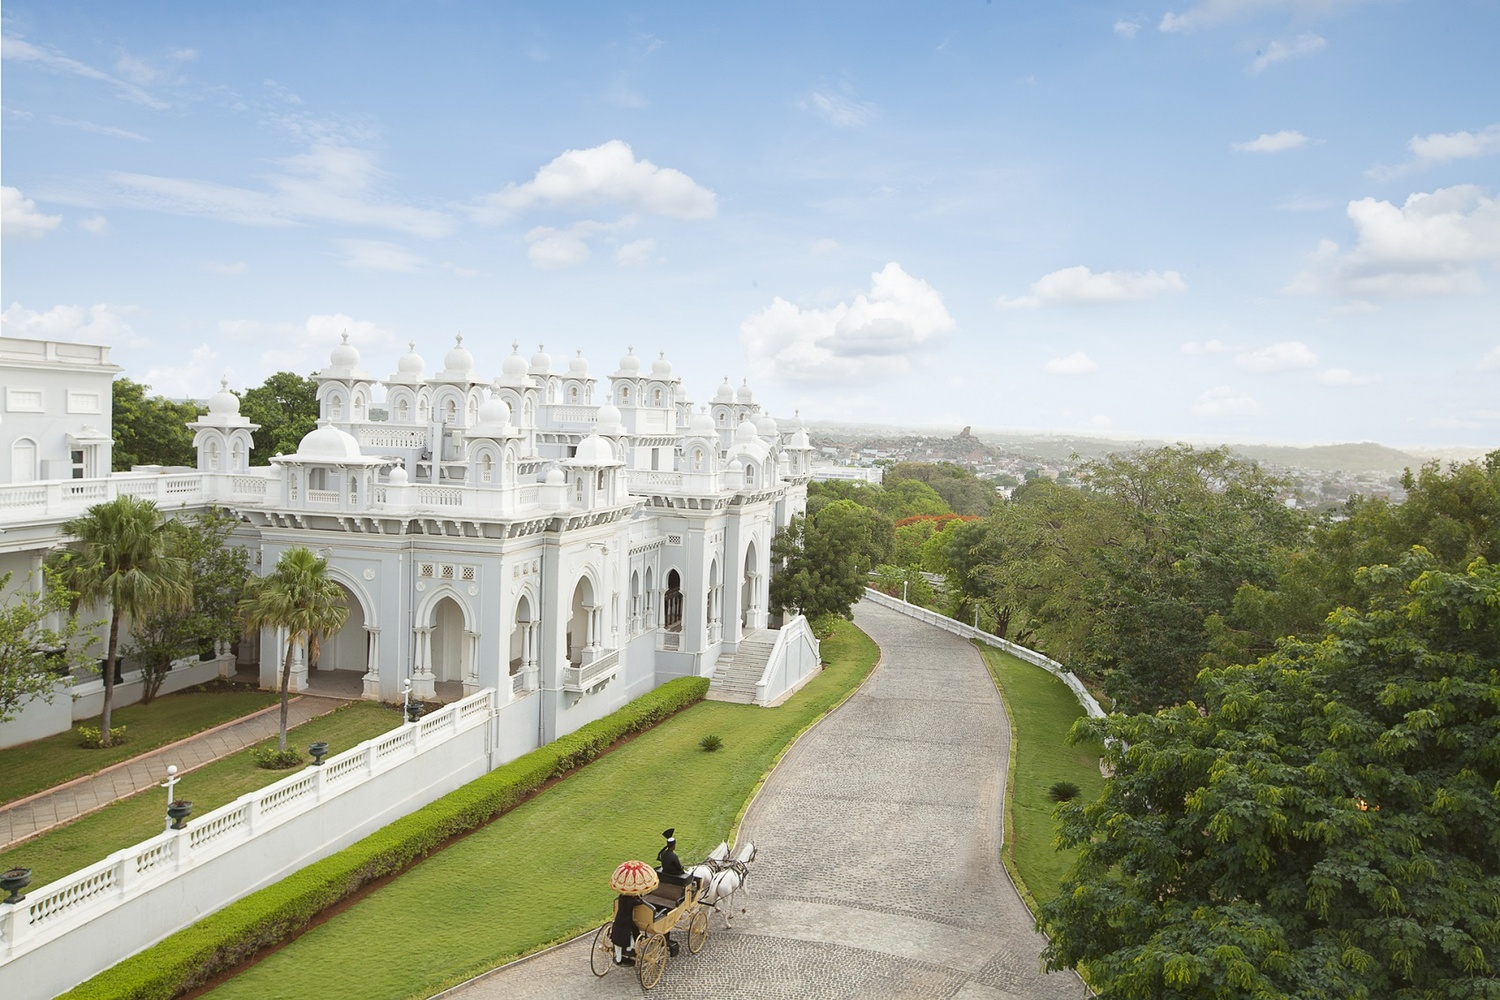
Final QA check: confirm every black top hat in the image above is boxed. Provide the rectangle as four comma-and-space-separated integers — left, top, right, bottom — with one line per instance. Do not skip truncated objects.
662, 828, 676, 843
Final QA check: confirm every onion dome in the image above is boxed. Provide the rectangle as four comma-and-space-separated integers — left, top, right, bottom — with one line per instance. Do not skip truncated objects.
713, 378, 734, 403
397, 341, 425, 378
569, 350, 590, 375
595, 403, 623, 435
651, 352, 673, 377
208, 377, 240, 417
790, 427, 811, 449
736, 379, 754, 404
328, 331, 360, 371
478, 392, 512, 427
529, 344, 552, 374
574, 433, 615, 464
296, 423, 363, 461
689, 406, 715, 437
618, 346, 641, 374
502, 342, 529, 377
544, 466, 566, 486
388, 465, 409, 485
443, 334, 474, 375
734, 418, 759, 445
610, 861, 659, 896
756, 412, 779, 438
727, 457, 743, 475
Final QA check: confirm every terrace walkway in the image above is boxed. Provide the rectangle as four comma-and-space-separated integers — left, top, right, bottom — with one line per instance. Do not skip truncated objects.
441, 599, 1088, 999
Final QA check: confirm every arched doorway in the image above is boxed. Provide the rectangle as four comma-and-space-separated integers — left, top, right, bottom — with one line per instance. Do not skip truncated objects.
308, 583, 368, 696
567, 577, 598, 664
707, 560, 722, 642
430, 596, 466, 683
510, 594, 537, 692
664, 570, 683, 632
741, 542, 758, 628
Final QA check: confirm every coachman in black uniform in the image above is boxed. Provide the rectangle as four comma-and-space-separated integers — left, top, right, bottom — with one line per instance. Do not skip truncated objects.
657, 828, 686, 878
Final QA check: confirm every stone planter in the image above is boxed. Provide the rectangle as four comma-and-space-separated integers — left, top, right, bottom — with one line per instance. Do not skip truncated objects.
308, 741, 329, 766
167, 800, 193, 830
405, 702, 424, 723
1, 867, 31, 905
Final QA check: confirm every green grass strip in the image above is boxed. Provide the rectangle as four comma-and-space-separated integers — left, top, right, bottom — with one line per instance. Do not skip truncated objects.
0, 683, 279, 806
977, 643, 1105, 912
1, 702, 402, 881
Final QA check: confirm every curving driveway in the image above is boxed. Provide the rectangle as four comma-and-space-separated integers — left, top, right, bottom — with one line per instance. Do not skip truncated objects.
439, 599, 1088, 1000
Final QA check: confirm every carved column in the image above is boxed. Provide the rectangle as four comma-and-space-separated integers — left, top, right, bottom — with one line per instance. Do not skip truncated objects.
411, 625, 437, 699
462, 628, 480, 696
362, 625, 382, 700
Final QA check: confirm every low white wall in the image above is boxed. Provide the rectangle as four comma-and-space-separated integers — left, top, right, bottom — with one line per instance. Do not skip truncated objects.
861, 589, 1105, 719
754, 615, 822, 706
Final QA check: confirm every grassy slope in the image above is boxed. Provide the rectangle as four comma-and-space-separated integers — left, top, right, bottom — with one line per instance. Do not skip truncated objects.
0, 685, 279, 805
0, 703, 402, 883
205, 622, 879, 1000
978, 645, 1105, 908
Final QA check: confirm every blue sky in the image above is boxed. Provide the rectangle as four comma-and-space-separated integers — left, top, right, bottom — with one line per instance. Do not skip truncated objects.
3, 1, 1497, 448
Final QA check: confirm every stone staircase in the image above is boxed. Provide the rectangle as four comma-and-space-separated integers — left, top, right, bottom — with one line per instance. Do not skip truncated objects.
706, 628, 778, 704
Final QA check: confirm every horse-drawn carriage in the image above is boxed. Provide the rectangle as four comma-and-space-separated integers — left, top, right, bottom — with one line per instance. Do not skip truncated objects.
591, 842, 756, 990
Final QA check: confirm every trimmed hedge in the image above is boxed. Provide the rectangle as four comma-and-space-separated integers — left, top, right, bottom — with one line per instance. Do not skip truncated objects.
60, 677, 708, 1000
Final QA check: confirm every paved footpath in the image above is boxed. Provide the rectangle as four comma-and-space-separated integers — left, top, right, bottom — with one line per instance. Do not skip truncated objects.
0, 695, 343, 849
442, 600, 1089, 1000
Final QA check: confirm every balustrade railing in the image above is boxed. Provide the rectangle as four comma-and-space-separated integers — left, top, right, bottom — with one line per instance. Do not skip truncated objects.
0, 473, 210, 524
561, 648, 621, 692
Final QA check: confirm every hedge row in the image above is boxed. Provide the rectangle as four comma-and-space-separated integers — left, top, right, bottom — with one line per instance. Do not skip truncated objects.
60, 677, 709, 1000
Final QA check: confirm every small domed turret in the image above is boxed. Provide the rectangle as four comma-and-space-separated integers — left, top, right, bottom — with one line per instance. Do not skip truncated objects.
443, 334, 474, 374
502, 342, 529, 377
208, 378, 240, 417
756, 412, 779, 438
529, 344, 552, 374
569, 350, 590, 375
689, 406, 715, 437
328, 331, 360, 371
595, 403, 623, 435
651, 352, 673, 377
736, 379, 754, 404
478, 392, 512, 427
397, 341, 425, 378
734, 418, 759, 445
388, 465, 409, 485
618, 347, 641, 374
714, 378, 734, 403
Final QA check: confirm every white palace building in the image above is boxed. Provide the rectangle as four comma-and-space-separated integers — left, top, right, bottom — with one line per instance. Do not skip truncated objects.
0, 333, 820, 747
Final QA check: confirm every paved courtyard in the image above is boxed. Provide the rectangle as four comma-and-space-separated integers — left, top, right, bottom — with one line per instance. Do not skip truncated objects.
441, 600, 1088, 1000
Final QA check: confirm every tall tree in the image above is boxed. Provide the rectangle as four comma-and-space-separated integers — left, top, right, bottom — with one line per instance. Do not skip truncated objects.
239, 372, 320, 457
111, 377, 199, 470
0, 571, 95, 723
1040, 550, 1500, 999
769, 504, 879, 622
238, 547, 349, 750
52, 496, 192, 745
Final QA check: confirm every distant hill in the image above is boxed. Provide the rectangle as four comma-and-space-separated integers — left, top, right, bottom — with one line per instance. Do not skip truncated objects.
1229, 442, 1421, 475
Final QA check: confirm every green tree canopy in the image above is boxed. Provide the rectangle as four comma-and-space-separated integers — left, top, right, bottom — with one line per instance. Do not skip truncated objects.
111, 377, 199, 470
886, 461, 996, 515
1041, 550, 1500, 999
239, 372, 320, 458
769, 502, 886, 622
0, 571, 95, 723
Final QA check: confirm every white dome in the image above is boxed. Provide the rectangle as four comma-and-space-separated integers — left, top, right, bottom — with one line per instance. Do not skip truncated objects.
329, 332, 360, 371
689, 406, 714, 436
734, 418, 759, 445
651, 352, 673, 377
398, 341, 425, 377
545, 467, 566, 486
478, 393, 511, 426
502, 342, 529, 377
756, 412, 779, 438
790, 428, 811, 449
595, 403, 623, 435
727, 458, 743, 474
296, 423, 363, 461
388, 465, 409, 485
569, 350, 590, 375
530, 344, 552, 374
618, 348, 641, 374
208, 378, 240, 417
736, 379, 754, 403
574, 434, 615, 464
713, 378, 734, 403
444, 334, 474, 374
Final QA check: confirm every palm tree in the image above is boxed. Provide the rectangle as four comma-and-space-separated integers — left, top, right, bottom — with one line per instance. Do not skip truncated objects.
238, 547, 348, 750
55, 496, 192, 747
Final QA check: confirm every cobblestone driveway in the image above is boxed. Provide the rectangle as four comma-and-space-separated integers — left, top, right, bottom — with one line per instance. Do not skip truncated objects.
440, 600, 1088, 1000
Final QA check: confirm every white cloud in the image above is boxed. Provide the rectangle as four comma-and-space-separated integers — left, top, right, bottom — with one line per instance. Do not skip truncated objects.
615, 238, 658, 267
1316, 367, 1379, 385
80, 215, 110, 235
51, 116, 149, 141
1, 35, 168, 109
0, 302, 147, 347
106, 140, 453, 238
1288, 185, 1500, 298
1114, 19, 1142, 38
475, 140, 716, 222
741, 262, 955, 382
1181, 339, 1238, 354
3, 186, 62, 239
141, 344, 222, 399
810, 238, 840, 255
1480, 345, 1500, 371
1233, 130, 1307, 153
997, 265, 1187, 308
803, 86, 877, 128
1160, 1, 1368, 34
223, 312, 400, 376
525, 226, 592, 269
336, 239, 425, 272
1248, 34, 1326, 73
1373, 123, 1500, 179
1044, 351, 1099, 375
1236, 341, 1318, 373
203, 261, 248, 275
1191, 386, 1263, 418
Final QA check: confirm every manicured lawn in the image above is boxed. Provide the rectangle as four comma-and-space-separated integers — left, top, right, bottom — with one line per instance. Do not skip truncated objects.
204, 622, 879, 1000
0, 683, 279, 806
978, 645, 1106, 909
0, 702, 402, 886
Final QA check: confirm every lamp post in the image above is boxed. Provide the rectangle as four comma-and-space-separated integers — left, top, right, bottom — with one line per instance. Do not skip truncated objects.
402, 678, 412, 724
902, 579, 909, 603
163, 764, 178, 811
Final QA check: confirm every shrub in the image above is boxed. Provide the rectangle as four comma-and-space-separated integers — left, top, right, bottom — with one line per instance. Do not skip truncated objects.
698, 734, 723, 752
76, 724, 128, 749
1047, 780, 1081, 803
252, 748, 304, 770
807, 612, 842, 640
60, 676, 709, 1000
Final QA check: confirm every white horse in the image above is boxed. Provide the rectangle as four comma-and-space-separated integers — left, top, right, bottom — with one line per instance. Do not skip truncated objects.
687, 841, 757, 927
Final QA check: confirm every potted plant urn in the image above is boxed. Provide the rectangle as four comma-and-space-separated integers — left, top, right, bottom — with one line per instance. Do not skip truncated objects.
1, 868, 31, 905
308, 741, 329, 766
406, 701, 423, 724
167, 800, 193, 830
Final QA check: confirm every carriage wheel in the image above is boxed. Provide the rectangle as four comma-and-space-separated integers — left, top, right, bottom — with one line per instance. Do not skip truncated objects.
637, 932, 668, 990
590, 922, 614, 977
688, 907, 709, 954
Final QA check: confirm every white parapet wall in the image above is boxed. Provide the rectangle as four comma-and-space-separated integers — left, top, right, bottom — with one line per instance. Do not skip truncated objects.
754, 615, 821, 707
861, 589, 1105, 719
0, 689, 504, 1000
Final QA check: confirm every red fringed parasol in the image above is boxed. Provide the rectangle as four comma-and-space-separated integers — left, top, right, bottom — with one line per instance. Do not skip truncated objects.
610, 860, 659, 896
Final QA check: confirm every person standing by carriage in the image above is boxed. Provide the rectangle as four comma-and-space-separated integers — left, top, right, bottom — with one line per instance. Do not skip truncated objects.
609, 861, 658, 966
657, 828, 685, 880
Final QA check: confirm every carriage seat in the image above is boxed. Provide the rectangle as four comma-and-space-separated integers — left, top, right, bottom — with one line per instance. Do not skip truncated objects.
642, 880, 685, 913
